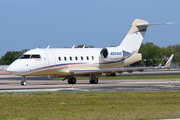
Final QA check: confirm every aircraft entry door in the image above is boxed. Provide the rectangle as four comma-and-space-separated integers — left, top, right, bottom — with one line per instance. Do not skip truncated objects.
43, 49, 56, 68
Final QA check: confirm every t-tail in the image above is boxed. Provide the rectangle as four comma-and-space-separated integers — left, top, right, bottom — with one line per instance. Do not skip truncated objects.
100, 19, 172, 64
118, 19, 172, 53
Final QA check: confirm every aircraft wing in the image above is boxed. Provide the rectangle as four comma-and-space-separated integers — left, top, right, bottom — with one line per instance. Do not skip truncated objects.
69, 54, 174, 75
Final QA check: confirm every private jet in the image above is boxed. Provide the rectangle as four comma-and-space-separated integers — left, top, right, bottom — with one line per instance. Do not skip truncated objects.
7, 19, 173, 85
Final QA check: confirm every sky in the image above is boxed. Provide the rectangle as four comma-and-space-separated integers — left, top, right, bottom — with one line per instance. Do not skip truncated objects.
0, 0, 179, 57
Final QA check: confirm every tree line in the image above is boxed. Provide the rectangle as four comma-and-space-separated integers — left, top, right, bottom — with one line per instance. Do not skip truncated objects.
0, 49, 29, 65
0, 43, 179, 66
132, 42, 180, 66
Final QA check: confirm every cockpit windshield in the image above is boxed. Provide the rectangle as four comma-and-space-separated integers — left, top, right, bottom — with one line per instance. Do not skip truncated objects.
19, 54, 41, 59
31, 55, 41, 59
19, 55, 31, 59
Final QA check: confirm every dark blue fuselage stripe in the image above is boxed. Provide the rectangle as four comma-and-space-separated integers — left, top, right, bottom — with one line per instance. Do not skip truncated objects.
131, 29, 147, 34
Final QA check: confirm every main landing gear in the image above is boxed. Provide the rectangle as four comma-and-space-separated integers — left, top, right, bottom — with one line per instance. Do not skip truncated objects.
68, 77, 77, 84
21, 76, 27, 86
65, 74, 99, 84
89, 74, 98, 84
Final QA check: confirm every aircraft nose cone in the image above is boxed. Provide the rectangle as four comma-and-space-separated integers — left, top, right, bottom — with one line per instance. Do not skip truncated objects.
7, 66, 14, 72
6, 60, 26, 76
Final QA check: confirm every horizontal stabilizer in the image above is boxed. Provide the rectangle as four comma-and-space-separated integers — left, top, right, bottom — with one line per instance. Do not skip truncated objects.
136, 22, 173, 27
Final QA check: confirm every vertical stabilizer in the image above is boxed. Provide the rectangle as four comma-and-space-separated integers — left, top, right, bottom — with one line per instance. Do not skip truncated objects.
118, 19, 149, 53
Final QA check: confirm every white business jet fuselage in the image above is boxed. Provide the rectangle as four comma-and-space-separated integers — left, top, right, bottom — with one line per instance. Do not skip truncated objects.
7, 48, 141, 76
7, 19, 172, 85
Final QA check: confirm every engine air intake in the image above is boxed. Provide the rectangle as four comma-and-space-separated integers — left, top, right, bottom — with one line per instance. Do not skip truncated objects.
100, 48, 108, 59
100, 47, 123, 61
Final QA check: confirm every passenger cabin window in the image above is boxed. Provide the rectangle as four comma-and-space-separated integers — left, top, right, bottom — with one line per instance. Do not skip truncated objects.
70, 57, 72, 61
81, 56, 83, 60
20, 55, 31, 59
92, 56, 94, 60
64, 57, 67, 61
59, 57, 61, 61
31, 55, 41, 59
75, 56, 78, 60
87, 56, 89, 60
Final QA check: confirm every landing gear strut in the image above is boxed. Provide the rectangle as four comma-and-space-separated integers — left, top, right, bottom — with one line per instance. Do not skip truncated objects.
89, 74, 98, 84
21, 76, 27, 86
68, 77, 76, 84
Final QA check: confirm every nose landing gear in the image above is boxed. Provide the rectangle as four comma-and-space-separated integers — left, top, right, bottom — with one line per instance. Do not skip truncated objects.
21, 76, 27, 86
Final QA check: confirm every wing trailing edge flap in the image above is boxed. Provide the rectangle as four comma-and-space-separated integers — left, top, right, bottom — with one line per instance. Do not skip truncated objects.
69, 66, 158, 74
69, 54, 173, 75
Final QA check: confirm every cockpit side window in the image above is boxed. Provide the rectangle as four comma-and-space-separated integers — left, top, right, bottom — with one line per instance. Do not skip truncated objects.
31, 55, 41, 59
19, 55, 31, 59
19, 54, 41, 59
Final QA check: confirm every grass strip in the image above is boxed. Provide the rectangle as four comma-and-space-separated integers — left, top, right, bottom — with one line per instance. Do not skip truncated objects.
0, 91, 180, 119
53, 74, 180, 80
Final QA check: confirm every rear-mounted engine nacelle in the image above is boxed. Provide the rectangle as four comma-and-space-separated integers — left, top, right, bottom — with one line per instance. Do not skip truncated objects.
100, 47, 123, 61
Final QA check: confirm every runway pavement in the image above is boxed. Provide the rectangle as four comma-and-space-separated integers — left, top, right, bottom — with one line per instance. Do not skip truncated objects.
0, 69, 180, 93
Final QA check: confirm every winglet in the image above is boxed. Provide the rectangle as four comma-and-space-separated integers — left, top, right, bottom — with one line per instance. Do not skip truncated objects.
164, 54, 174, 68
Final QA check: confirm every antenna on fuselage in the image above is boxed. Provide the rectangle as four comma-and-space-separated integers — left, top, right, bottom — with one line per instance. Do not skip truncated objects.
72, 45, 75, 49
47, 45, 50, 49
83, 45, 85, 48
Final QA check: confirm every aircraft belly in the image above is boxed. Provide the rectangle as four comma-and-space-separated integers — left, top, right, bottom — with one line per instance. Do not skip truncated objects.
56, 64, 99, 76
68, 64, 99, 70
